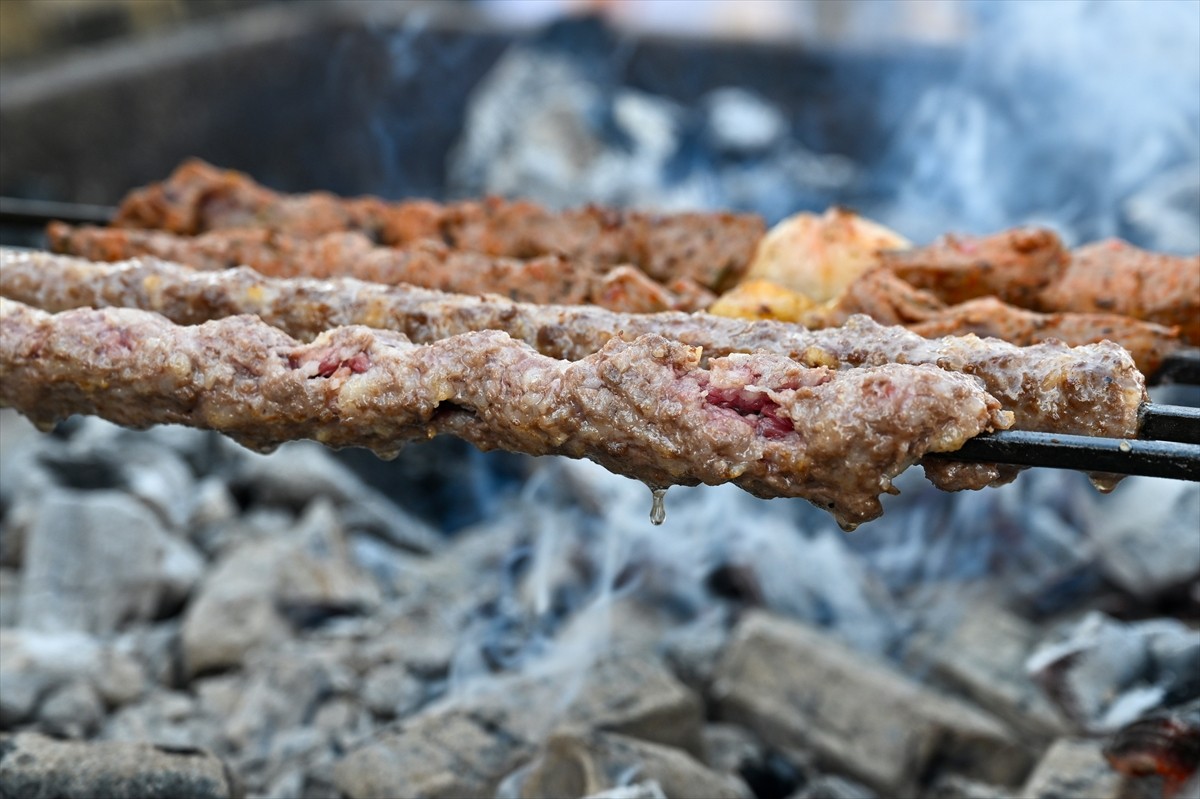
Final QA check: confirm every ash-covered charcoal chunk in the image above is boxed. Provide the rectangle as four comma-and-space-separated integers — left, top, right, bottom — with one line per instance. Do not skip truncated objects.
0, 252, 1148, 461
880, 227, 1069, 308
1040, 239, 1200, 344
109, 159, 765, 292
0, 298, 1010, 528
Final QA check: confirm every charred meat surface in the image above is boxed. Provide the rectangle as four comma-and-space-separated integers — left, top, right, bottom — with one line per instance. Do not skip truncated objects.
46, 223, 707, 313
879, 227, 1069, 308
109, 159, 765, 291
1040, 239, 1200, 344
0, 251, 1147, 448
0, 298, 1012, 528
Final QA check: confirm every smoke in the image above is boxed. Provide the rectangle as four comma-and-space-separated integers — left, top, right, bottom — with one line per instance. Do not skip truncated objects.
877, 0, 1200, 249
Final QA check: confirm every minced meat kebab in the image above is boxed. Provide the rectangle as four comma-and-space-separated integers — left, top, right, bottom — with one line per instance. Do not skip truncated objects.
0, 296, 1011, 530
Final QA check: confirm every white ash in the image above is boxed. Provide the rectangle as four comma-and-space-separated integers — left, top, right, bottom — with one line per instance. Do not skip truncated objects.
448, 48, 855, 215
0, 415, 1189, 796
1026, 611, 1200, 733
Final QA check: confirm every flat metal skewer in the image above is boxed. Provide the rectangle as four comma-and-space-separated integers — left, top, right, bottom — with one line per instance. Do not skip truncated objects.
1156, 349, 1200, 386
929, 431, 1200, 482
0, 197, 115, 227
1139, 403, 1200, 445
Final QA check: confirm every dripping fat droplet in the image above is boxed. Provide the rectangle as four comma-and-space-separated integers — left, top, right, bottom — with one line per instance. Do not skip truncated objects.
649, 487, 668, 525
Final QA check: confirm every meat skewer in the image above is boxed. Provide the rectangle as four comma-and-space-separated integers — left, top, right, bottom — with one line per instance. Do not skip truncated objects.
45, 223, 715, 313
878, 227, 1069, 308
1039, 238, 1200, 344
110, 159, 766, 292
809, 268, 1183, 375
0, 297, 1012, 529
0, 249, 1147, 448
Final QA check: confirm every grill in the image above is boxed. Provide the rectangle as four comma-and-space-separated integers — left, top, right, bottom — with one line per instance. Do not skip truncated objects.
3, 194, 1198, 484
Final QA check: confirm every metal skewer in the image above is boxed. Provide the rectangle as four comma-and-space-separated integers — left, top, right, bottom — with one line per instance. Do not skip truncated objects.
929, 402, 1200, 481
0, 197, 115, 228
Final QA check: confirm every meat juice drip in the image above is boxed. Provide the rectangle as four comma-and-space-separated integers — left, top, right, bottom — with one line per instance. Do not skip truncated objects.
649, 487, 668, 525
1088, 472, 1124, 494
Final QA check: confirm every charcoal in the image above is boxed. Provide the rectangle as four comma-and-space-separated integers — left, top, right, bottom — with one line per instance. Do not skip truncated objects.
220, 643, 358, 757
0, 629, 144, 728
701, 723, 767, 777
336, 654, 701, 798
585, 783, 669, 799
1026, 611, 1200, 732
518, 730, 751, 798
1083, 477, 1200, 599
101, 691, 221, 753
92, 646, 149, 710
517, 656, 705, 757
789, 775, 878, 799
332, 706, 535, 799
713, 612, 1032, 795
18, 490, 203, 634
906, 601, 1067, 738
0, 731, 238, 799
0, 667, 43, 730
233, 442, 441, 555
360, 661, 424, 720
0, 569, 17, 627
116, 620, 183, 689
35, 679, 104, 738
661, 613, 732, 696
1018, 738, 1122, 799
180, 499, 380, 676
923, 774, 1011, 799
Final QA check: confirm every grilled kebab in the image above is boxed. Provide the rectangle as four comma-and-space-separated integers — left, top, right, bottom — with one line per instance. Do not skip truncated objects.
109, 159, 765, 292
0, 296, 1014, 529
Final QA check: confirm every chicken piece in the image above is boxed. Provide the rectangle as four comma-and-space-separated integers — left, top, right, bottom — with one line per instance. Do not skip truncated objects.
880, 227, 1069, 308
708, 279, 817, 322
745, 208, 910, 303
1040, 238, 1200, 344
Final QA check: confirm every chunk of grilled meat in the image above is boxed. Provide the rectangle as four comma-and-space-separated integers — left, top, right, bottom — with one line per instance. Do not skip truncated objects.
110, 159, 764, 291
0, 297, 1011, 529
0, 250, 1147, 451
1040, 239, 1200, 344
811, 269, 1183, 375
879, 227, 1069, 308
46, 223, 711, 313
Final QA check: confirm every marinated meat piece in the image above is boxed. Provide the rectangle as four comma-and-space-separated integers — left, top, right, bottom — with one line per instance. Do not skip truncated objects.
908, 297, 1181, 376
113, 159, 388, 238
1040, 239, 1200, 344
0, 251, 1147, 452
879, 227, 1069, 307
393, 198, 764, 292
112, 159, 765, 291
0, 298, 1011, 529
806, 269, 946, 328
47, 223, 705, 312
811, 269, 1183, 375
592, 266, 676, 314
